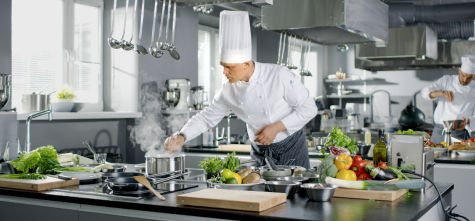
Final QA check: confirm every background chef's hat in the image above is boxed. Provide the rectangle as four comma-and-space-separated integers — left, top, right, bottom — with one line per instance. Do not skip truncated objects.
461, 54, 475, 74
219, 11, 252, 63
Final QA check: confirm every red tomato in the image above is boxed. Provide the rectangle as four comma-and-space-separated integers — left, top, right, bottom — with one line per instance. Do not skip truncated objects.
378, 162, 388, 169
353, 155, 363, 163
351, 160, 368, 176
357, 172, 372, 180
469, 138, 475, 143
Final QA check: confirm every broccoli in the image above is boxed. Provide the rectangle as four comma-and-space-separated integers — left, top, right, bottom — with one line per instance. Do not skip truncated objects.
317, 155, 337, 182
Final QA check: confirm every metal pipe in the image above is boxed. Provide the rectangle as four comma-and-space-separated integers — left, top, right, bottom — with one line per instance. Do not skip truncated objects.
25, 105, 53, 152
226, 115, 231, 145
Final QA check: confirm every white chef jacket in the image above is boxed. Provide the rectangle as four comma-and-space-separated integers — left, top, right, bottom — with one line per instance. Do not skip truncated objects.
421, 74, 475, 131
180, 62, 318, 144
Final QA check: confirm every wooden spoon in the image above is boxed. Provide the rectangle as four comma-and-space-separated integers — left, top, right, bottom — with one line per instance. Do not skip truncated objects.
133, 176, 166, 201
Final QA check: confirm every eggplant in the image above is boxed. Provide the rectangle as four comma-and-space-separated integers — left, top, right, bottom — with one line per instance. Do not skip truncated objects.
365, 164, 398, 180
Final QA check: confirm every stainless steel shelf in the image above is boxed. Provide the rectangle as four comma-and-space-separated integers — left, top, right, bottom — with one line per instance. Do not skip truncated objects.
326, 94, 370, 99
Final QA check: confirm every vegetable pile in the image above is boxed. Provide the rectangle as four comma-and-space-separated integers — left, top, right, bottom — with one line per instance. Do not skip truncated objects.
199, 152, 261, 185
4, 145, 61, 180
325, 127, 358, 154
199, 152, 240, 178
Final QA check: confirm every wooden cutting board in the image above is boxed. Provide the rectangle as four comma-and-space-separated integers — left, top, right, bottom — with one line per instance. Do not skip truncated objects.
218, 144, 252, 152
0, 176, 79, 192
176, 189, 286, 212
333, 188, 408, 201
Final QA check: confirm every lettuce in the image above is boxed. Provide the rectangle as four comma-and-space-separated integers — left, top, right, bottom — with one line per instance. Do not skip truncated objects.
325, 127, 359, 154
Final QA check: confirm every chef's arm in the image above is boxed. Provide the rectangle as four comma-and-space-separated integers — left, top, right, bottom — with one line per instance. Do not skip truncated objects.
421, 76, 448, 101
279, 71, 318, 132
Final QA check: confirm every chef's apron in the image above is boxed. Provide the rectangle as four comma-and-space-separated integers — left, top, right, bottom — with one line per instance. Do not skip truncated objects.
251, 129, 310, 169
431, 124, 470, 144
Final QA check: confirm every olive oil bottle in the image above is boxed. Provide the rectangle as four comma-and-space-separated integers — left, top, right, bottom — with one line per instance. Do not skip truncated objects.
373, 129, 387, 166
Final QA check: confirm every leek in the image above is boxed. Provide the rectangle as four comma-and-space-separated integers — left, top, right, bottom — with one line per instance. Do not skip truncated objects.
325, 177, 425, 190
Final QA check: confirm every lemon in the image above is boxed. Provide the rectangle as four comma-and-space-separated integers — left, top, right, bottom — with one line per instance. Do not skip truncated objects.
231, 172, 242, 184
336, 169, 357, 181
225, 177, 238, 184
220, 169, 234, 180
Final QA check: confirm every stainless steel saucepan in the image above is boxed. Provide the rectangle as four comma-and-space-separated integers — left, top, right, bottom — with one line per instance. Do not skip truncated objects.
145, 153, 185, 176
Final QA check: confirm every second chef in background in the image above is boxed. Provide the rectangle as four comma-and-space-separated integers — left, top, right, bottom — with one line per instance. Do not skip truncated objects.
165, 11, 317, 168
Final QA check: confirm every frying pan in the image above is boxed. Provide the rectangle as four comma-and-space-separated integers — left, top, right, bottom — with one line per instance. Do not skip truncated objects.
102, 172, 144, 181
106, 177, 150, 191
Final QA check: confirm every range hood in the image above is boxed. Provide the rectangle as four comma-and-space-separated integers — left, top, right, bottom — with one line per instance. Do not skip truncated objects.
356, 26, 438, 60
355, 40, 475, 71
260, 0, 388, 45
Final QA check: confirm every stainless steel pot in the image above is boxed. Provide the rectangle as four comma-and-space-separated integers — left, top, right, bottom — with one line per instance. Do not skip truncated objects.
145, 154, 185, 175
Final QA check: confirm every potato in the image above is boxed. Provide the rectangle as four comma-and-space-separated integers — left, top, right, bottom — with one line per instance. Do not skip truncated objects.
242, 172, 260, 184
238, 168, 253, 179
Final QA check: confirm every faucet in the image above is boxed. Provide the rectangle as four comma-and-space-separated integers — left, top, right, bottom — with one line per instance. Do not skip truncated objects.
25, 105, 53, 152
214, 114, 234, 146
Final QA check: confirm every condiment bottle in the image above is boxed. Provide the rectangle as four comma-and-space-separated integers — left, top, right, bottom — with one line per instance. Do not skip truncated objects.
373, 129, 387, 166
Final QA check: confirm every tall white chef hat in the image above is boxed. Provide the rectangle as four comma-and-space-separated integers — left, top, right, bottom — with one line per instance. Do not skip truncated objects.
461, 54, 475, 74
219, 11, 252, 63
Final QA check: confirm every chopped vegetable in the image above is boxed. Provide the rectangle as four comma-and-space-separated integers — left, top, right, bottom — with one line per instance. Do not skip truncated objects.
0, 173, 45, 180
325, 127, 359, 154
325, 177, 425, 190
397, 129, 415, 135
223, 152, 240, 171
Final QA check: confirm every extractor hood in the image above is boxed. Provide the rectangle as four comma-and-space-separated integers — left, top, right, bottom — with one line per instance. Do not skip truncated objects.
355, 40, 475, 71
356, 26, 438, 60
260, 0, 388, 45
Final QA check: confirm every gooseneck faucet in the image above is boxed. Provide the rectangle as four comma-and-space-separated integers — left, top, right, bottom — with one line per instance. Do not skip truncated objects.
25, 105, 53, 152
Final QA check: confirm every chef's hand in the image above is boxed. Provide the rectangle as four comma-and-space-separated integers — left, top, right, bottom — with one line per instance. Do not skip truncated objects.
432, 90, 454, 102
164, 134, 185, 152
254, 121, 286, 146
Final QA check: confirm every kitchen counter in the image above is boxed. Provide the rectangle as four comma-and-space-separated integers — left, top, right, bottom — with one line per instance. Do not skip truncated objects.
0, 177, 453, 221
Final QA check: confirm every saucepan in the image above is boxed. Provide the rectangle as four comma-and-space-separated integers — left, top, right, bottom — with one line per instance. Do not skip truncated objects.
145, 153, 185, 176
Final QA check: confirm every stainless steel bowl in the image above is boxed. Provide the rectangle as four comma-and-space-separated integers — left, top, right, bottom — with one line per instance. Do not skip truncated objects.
261, 168, 292, 181
275, 176, 310, 183
145, 155, 185, 176
206, 179, 264, 191
265, 180, 301, 199
300, 183, 337, 201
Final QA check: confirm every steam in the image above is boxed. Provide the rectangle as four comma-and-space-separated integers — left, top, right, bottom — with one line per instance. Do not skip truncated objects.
129, 81, 189, 158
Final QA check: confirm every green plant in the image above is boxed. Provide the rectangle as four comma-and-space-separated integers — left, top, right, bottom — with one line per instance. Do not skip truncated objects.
57, 88, 76, 100
199, 156, 224, 175
223, 152, 240, 171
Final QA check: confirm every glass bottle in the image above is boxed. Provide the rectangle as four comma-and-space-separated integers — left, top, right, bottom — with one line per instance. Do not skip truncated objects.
373, 129, 387, 166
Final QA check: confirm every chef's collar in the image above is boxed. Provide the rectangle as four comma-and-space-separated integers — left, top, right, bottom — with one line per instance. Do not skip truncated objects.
247, 61, 260, 84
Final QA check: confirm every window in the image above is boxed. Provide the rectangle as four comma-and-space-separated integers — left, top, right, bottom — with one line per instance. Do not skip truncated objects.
197, 25, 224, 104
12, 0, 103, 112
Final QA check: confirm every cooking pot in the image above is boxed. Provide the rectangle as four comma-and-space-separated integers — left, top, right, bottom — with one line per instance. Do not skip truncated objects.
145, 153, 185, 176
398, 104, 425, 130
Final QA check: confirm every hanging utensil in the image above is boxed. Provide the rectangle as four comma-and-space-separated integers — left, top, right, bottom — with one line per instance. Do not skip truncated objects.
168, 0, 180, 60
287, 35, 298, 70
119, 0, 130, 50
151, 0, 167, 58
300, 39, 312, 77
148, 0, 159, 54
135, 0, 148, 55
122, 0, 137, 51
160, 0, 172, 51
108, 0, 121, 49
280, 33, 287, 66
276, 32, 283, 65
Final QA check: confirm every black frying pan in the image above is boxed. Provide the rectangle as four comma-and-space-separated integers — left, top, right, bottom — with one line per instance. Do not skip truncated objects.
102, 172, 144, 181
106, 177, 151, 191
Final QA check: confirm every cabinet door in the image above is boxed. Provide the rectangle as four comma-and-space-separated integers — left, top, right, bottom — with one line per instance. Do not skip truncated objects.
0, 201, 79, 221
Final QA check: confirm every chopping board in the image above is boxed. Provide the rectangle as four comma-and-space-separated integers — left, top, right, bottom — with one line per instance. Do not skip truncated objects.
0, 176, 79, 192
176, 189, 286, 212
333, 188, 407, 201
218, 144, 252, 152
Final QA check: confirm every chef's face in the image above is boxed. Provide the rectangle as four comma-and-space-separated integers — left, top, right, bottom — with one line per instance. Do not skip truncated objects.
220, 61, 252, 83
458, 68, 474, 86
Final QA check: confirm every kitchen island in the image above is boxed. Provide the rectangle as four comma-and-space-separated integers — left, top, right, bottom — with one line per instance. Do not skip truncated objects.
0, 176, 453, 221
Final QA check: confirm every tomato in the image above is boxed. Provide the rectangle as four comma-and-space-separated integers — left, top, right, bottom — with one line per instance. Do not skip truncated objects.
351, 160, 367, 176
353, 155, 363, 163
462, 140, 467, 143
334, 154, 353, 171
378, 162, 388, 169
469, 138, 475, 143
357, 172, 372, 180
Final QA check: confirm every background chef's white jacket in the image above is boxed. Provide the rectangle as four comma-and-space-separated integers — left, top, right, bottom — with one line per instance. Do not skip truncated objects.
421, 74, 475, 131
180, 62, 318, 144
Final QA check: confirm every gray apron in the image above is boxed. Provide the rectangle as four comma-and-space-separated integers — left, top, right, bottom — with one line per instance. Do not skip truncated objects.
251, 129, 310, 169
431, 124, 470, 144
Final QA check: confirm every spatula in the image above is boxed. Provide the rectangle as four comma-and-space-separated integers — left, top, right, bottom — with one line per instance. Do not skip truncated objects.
133, 176, 166, 201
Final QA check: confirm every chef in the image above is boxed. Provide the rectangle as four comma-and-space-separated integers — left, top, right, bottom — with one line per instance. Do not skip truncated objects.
421, 54, 475, 143
164, 11, 318, 168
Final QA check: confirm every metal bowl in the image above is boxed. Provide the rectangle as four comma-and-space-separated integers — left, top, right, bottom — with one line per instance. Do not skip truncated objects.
300, 183, 337, 202
275, 176, 310, 183
261, 168, 292, 181
265, 181, 301, 199
206, 179, 264, 191
99, 164, 127, 173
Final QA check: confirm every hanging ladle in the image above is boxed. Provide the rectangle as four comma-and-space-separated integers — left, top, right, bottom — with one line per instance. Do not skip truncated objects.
119, 0, 131, 50
276, 32, 283, 65
150, 0, 167, 58
300, 39, 312, 77
135, 0, 148, 55
280, 33, 287, 66
121, 0, 136, 51
148, 0, 159, 55
159, 0, 172, 51
287, 35, 298, 70
168, 0, 180, 60
108, 0, 121, 49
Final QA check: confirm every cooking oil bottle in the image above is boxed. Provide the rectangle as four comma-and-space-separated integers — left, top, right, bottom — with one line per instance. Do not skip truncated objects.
373, 129, 387, 166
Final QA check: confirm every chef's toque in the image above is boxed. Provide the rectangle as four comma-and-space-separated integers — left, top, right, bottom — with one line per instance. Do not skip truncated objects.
461, 54, 475, 74
219, 11, 252, 63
